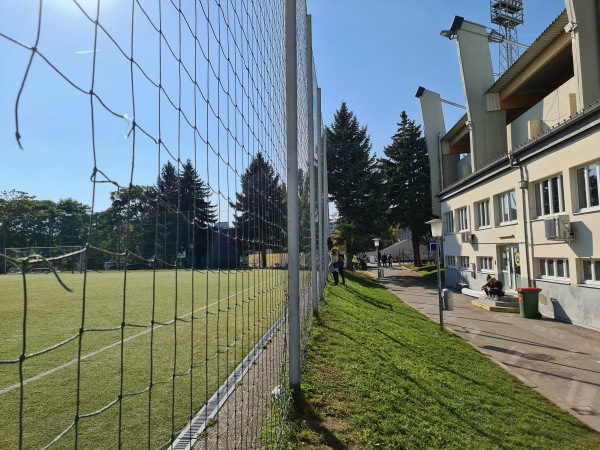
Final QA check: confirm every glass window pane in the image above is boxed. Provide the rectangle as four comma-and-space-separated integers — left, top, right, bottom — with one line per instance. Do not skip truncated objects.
590, 164, 599, 207
577, 167, 588, 209
595, 261, 600, 281
542, 180, 550, 215
547, 259, 555, 276
509, 192, 517, 221
534, 183, 542, 217
557, 259, 565, 277
539, 259, 546, 276
583, 260, 592, 281
550, 178, 560, 214
558, 175, 565, 212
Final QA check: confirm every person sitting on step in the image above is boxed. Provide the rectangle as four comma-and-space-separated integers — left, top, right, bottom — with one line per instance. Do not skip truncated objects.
483, 277, 504, 299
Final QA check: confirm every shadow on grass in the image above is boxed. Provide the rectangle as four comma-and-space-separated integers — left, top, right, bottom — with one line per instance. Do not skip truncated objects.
291, 389, 348, 450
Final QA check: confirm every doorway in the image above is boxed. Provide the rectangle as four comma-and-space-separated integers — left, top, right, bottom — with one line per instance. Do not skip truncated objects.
499, 245, 521, 291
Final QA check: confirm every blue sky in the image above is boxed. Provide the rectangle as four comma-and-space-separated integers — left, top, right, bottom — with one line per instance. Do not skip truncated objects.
1, 0, 566, 216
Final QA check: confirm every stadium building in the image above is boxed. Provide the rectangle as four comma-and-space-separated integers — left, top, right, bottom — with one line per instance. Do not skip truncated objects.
417, 1, 600, 331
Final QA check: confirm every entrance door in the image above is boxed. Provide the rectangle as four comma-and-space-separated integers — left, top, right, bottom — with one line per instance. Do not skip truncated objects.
499, 245, 521, 291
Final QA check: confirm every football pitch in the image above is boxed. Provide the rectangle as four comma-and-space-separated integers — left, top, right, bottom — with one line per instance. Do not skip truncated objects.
0, 269, 289, 449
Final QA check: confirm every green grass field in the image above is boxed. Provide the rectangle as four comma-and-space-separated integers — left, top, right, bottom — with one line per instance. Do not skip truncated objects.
283, 273, 600, 449
0, 269, 289, 449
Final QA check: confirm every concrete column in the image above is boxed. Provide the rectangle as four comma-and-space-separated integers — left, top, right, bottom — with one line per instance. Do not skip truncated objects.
565, 0, 600, 111
453, 18, 507, 170
416, 87, 446, 217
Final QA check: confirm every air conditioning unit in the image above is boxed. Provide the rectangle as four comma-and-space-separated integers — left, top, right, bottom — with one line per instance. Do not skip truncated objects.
544, 215, 571, 240
461, 231, 472, 243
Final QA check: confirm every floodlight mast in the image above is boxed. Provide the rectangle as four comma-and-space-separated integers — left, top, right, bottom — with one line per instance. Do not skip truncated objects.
490, 0, 525, 74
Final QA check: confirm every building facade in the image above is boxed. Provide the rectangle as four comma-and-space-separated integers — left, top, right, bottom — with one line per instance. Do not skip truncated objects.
418, 1, 600, 331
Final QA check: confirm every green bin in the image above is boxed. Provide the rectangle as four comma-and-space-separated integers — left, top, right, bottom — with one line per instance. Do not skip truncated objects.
517, 287, 541, 318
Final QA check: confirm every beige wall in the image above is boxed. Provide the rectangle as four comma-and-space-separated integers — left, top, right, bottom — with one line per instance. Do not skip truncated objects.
441, 122, 600, 288
508, 77, 576, 149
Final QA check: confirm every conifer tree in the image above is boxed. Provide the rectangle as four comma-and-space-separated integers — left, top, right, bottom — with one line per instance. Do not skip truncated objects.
326, 102, 387, 265
380, 111, 432, 266
232, 152, 286, 267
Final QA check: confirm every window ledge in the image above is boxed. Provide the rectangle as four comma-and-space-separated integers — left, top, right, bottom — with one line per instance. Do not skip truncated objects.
535, 277, 571, 285
573, 207, 600, 216
531, 214, 566, 222
497, 221, 517, 227
577, 283, 600, 289
476, 225, 492, 230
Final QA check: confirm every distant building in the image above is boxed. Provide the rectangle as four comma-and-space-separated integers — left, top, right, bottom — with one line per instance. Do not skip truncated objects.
418, 2, 600, 331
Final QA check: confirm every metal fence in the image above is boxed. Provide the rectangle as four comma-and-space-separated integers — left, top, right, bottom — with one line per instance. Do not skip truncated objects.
0, 0, 326, 448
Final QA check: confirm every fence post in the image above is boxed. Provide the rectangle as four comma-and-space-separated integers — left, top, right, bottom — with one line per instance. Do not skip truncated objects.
285, 0, 301, 389
317, 89, 325, 287
306, 15, 318, 314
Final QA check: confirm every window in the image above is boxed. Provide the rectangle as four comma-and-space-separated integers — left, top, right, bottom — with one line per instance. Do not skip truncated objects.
457, 207, 469, 231
576, 162, 600, 210
459, 256, 470, 269
444, 211, 454, 233
538, 258, 569, 280
582, 259, 600, 285
443, 211, 454, 234
496, 191, 517, 224
446, 256, 456, 267
476, 199, 490, 228
534, 175, 564, 217
478, 256, 494, 272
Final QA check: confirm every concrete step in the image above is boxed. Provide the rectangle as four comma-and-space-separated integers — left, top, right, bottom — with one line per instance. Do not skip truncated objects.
472, 297, 520, 313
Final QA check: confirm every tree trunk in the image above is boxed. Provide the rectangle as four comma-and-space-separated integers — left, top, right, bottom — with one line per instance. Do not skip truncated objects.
412, 238, 422, 266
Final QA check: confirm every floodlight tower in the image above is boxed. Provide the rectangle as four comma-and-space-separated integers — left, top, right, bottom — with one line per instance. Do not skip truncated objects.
490, 0, 524, 74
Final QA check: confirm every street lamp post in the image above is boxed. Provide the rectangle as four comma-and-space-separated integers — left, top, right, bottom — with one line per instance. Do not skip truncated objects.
373, 238, 381, 279
426, 219, 444, 331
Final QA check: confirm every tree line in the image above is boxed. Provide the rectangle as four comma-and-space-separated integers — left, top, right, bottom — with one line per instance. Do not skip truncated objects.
0, 154, 289, 272
326, 102, 432, 266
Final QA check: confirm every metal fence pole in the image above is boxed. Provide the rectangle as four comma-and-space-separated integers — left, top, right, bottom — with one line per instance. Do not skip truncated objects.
306, 15, 318, 314
323, 130, 329, 245
285, 0, 301, 389
317, 89, 324, 286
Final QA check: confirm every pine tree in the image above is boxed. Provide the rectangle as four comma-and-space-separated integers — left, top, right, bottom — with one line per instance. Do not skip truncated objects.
326, 102, 387, 264
381, 111, 432, 266
232, 152, 286, 267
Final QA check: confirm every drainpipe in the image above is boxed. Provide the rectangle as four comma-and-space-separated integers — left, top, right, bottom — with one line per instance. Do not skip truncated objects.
437, 132, 444, 191
509, 152, 533, 287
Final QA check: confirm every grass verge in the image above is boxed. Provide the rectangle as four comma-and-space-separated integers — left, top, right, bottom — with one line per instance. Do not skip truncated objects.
285, 273, 600, 449
403, 263, 445, 283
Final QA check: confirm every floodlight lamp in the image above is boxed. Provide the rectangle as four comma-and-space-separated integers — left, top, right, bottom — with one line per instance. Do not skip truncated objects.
440, 29, 455, 40
426, 219, 444, 238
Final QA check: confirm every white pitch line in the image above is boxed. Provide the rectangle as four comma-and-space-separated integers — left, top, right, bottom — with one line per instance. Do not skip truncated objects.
1, 274, 284, 396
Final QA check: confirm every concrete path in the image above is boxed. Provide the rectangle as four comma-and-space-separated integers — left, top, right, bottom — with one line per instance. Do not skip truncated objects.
364, 264, 600, 433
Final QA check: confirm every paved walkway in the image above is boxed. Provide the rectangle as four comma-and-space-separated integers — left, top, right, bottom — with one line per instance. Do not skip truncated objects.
364, 264, 600, 433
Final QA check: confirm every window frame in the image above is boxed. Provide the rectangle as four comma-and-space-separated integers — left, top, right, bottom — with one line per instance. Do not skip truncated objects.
478, 256, 494, 272
576, 162, 600, 211
496, 190, 517, 225
443, 211, 454, 234
581, 259, 600, 286
445, 255, 456, 267
459, 256, 470, 269
456, 207, 469, 232
538, 258, 570, 281
533, 174, 565, 218
476, 199, 491, 229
